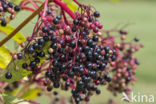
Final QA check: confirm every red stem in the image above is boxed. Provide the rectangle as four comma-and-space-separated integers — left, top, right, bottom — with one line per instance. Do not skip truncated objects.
61, 9, 70, 25
21, 0, 76, 19
42, 0, 49, 18
73, 0, 82, 6
53, 0, 76, 19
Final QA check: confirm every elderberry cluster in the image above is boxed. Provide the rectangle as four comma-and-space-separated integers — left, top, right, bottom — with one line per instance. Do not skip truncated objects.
6, 5, 118, 103
0, 0, 20, 26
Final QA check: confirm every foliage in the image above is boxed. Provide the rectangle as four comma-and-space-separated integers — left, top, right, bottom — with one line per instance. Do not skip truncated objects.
0, 46, 12, 69
0, 24, 26, 44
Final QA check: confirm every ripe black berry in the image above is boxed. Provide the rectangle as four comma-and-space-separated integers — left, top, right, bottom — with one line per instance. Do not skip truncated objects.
47, 10, 52, 14
42, 27, 48, 33
112, 49, 116, 55
56, 16, 61, 20
134, 37, 139, 42
47, 86, 52, 91
5, 72, 12, 79
53, 82, 60, 88
55, 97, 60, 102
96, 89, 101, 94
68, 71, 74, 78
87, 39, 93, 46
70, 41, 76, 48
33, 43, 39, 49
45, 71, 52, 77
105, 53, 110, 59
8, 2, 13, 8
100, 62, 106, 69
53, 91, 58, 95
49, 26, 56, 31
96, 48, 101, 53
82, 31, 87, 36
35, 57, 40, 63
2, 4, 8, 12
94, 11, 100, 17
29, 61, 36, 67
111, 55, 116, 61
1, 19, 7, 26
105, 47, 110, 53
22, 63, 28, 69
93, 35, 99, 42
60, 64, 66, 70
72, 26, 77, 32
104, 75, 111, 82
48, 30, 53, 35
28, 46, 35, 54
51, 43, 57, 49
53, 18, 59, 24
38, 38, 45, 45
51, 36, 58, 42
43, 36, 49, 41
73, 19, 79, 25
14, 5, 20, 11
39, 51, 45, 57
17, 53, 23, 59
52, 60, 59, 67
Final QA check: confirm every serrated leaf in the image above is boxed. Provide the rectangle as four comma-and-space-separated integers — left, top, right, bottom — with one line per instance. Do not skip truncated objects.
0, 46, 12, 69
62, 0, 78, 12
21, 88, 42, 100
0, 24, 26, 44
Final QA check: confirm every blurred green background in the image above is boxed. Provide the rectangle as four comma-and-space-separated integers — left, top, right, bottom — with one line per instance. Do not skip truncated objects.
1, 0, 156, 104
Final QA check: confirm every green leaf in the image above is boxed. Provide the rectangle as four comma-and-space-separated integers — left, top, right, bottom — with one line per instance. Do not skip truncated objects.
0, 59, 32, 83
0, 41, 51, 83
0, 46, 12, 69
67, 2, 78, 12
21, 88, 42, 100
2, 93, 17, 104
62, 0, 78, 12
0, 24, 26, 44
1, 93, 30, 104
